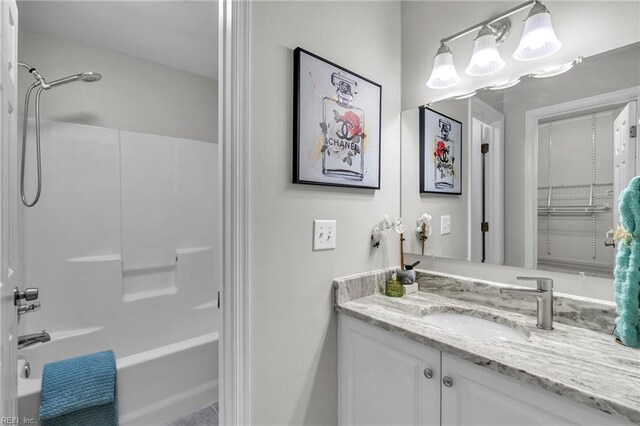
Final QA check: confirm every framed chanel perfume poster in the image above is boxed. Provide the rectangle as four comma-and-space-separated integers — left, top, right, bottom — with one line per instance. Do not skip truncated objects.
293, 47, 382, 189
419, 106, 462, 195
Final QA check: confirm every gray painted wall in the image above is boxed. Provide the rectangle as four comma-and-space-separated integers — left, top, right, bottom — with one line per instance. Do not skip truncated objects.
19, 29, 218, 142
249, 1, 401, 424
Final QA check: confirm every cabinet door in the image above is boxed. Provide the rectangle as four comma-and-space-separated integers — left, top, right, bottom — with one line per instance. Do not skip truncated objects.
441, 353, 630, 426
339, 314, 440, 426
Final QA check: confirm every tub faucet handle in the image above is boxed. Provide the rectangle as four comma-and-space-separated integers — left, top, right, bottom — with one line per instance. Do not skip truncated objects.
14, 287, 39, 305
17, 302, 40, 316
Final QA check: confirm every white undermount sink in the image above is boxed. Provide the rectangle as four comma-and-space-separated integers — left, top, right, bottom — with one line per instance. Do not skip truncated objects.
422, 313, 530, 342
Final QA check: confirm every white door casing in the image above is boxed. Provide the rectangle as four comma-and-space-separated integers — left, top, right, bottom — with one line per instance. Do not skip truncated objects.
219, 0, 251, 424
0, 0, 19, 416
613, 102, 637, 227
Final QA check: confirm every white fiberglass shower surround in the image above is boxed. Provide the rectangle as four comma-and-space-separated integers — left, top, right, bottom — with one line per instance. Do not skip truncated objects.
8, 2, 221, 424
17, 119, 219, 425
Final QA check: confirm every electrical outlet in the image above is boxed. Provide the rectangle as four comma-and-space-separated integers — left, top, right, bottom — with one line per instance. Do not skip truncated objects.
313, 220, 336, 251
440, 215, 451, 235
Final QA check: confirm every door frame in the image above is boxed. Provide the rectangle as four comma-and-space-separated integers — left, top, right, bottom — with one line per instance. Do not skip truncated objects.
0, 0, 19, 416
219, 0, 252, 424
523, 86, 640, 269
468, 98, 504, 265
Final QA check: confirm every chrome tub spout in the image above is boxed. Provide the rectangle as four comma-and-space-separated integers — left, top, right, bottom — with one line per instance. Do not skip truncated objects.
18, 330, 51, 350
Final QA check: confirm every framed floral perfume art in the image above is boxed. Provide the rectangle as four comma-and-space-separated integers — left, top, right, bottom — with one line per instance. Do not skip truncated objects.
419, 106, 462, 195
293, 47, 382, 189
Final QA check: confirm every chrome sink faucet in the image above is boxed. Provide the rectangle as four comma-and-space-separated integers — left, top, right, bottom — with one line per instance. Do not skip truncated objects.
18, 330, 50, 350
500, 277, 554, 330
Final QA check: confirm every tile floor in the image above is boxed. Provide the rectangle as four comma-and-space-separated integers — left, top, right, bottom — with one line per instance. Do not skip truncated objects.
168, 402, 218, 426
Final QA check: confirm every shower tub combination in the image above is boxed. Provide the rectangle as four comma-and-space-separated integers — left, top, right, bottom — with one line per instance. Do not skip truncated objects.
16, 116, 220, 424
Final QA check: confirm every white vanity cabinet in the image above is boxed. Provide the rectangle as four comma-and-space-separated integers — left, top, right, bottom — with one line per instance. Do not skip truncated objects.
440, 353, 627, 426
339, 315, 441, 426
339, 314, 630, 426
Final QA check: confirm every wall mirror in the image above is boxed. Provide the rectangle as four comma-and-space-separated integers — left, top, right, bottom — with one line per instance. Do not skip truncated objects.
401, 42, 640, 279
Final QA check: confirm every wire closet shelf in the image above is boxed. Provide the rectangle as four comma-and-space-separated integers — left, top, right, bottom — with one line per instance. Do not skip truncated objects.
537, 183, 613, 215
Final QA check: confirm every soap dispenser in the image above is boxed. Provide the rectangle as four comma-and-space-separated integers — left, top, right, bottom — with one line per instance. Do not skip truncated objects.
385, 272, 405, 297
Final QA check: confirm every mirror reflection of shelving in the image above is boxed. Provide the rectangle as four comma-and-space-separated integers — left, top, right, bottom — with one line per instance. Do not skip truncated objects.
537, 110, 618, 278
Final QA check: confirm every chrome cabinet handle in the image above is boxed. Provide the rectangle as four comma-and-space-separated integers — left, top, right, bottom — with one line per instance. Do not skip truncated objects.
443, 376, 453, 387
423, 368, 433, 379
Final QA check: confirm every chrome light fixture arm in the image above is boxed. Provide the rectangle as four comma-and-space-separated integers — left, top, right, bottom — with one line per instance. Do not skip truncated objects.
440, 0, 538, 46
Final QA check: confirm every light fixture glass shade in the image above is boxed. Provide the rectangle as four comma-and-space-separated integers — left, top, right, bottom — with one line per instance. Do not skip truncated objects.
465, 28, 506, 76
427, 44, 460, 89
513, 3, 562, 61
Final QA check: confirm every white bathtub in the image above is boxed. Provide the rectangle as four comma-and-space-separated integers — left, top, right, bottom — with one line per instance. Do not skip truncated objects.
18, 332, 218, 425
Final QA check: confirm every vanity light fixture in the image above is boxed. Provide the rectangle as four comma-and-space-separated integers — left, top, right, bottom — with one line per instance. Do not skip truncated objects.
426, 43, 461, 89
531, 57, 583, 78
426, 0, 561, 89
465, 26, 506, 76
513, 1, 562, 61
424, 55, 583, 106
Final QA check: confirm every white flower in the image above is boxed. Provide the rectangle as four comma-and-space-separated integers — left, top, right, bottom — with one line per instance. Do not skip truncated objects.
371, 225, 386, 247
381, 214, 394, 231
416, 213, 432, 239
416, 213, 432, 226
394, 217, 407, 234
372, 215, 407, 247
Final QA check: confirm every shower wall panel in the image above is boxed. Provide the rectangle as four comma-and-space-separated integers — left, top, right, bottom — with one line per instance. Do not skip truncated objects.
19, 118, 218, 351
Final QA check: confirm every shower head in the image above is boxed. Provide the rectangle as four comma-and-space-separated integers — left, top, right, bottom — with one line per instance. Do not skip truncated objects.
80, 72, 102, 83
18, 62, 102, 90
18, 63, 103, 207
47, 72, 102, 88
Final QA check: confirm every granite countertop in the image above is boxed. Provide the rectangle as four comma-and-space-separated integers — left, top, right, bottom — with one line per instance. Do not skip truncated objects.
334, 269, 640, 424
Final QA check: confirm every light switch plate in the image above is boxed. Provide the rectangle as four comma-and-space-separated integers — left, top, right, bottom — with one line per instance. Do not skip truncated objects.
313, 220, 336, 250
440, 215, 451, 235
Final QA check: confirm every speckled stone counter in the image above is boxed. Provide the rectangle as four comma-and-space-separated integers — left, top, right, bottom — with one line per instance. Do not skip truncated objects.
333, 269, 640, 424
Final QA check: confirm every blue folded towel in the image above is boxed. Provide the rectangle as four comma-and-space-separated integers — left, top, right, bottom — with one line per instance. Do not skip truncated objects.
40, 350, 118, 426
